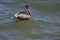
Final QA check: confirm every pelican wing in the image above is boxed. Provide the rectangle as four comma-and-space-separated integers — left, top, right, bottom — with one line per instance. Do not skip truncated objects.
18, 14, 31, 18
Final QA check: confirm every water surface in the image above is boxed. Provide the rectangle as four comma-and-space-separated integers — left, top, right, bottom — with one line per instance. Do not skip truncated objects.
0, 0, 60, 40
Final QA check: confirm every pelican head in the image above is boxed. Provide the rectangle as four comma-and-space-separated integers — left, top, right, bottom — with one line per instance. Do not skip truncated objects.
25, 4, 29, 9
24, 4, 31, 15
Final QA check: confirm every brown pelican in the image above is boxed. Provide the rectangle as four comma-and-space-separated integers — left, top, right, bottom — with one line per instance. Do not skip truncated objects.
13, 4, 31, 20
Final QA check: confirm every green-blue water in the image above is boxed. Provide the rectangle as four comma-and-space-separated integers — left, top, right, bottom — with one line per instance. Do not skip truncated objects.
0, 0, 60, 40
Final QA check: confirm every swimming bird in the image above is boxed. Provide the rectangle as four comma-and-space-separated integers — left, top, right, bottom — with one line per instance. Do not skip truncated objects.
13, 4, 31, 20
